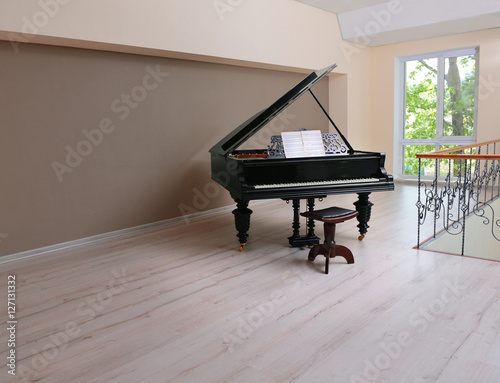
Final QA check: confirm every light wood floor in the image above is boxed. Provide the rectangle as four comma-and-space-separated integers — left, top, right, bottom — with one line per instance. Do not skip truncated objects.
1, 183, 500, 383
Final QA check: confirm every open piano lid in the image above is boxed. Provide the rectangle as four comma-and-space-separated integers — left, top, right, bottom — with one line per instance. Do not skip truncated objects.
209, 63, 337, 156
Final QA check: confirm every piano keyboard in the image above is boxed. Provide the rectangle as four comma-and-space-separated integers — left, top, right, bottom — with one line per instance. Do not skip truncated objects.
253, 178, 379, 189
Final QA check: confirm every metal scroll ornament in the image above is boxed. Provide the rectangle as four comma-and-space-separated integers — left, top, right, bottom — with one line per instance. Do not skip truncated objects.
267, 131, 348, 158
267, 135, 285, 158
322, 133, 348, 155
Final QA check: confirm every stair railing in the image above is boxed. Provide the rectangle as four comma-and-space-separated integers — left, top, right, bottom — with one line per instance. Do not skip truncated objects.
416, 139, 500, 255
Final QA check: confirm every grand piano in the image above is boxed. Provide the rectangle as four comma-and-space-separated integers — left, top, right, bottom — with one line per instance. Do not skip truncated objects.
210, 64, 394, 251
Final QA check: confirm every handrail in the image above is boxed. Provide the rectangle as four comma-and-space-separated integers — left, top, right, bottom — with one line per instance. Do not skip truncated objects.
416, 139, 500, 159
415, 139, 500, 257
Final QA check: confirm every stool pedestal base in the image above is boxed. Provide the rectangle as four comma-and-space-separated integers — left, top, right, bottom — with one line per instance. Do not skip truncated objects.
300, 208, 357, 274
308, 243, 354, 274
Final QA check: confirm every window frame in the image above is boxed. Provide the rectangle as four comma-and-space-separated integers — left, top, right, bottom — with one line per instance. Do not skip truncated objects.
394, 47, 479, 179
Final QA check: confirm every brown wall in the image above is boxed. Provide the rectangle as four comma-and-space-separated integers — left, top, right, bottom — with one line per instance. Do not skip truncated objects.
0, 42, 329, 256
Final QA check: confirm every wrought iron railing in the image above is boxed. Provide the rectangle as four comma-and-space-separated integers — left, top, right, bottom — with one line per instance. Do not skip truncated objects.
416, 139, 500, 256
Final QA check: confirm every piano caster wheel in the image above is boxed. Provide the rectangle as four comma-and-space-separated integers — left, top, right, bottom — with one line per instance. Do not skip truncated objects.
358, 233, 366, 241
238, 243, 246, 252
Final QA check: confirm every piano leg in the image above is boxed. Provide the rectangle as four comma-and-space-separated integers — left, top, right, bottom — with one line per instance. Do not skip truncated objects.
306, 198, 321, 242
288, 199, 302, 246
232, 199, 252, 251
354, 192, 374, 240
288, 198, 321, 247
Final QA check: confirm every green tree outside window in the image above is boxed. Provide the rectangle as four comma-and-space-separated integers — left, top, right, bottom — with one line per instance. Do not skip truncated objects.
402, 49, 477, 176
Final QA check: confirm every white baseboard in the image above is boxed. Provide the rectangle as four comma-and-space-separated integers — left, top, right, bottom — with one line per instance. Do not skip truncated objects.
0, 204, 236, 265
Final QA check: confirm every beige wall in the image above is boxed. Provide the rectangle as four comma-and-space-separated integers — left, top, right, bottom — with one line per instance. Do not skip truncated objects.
370, 28, 500, 175
0, 0, 372, 144
0, 42, 330, 256
0, 0, 340, 69
0, 0, 372, 257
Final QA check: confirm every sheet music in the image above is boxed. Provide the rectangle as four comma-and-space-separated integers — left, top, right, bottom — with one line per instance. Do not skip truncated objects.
281, 130, 325, 158
281, 131, 306, 158
301, 130, 326, 157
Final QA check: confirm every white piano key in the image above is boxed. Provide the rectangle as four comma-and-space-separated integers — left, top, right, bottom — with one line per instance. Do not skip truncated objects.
253, 178, 379, 189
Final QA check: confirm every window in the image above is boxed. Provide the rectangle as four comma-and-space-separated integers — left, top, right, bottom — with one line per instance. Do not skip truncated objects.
395, 47, 478, 178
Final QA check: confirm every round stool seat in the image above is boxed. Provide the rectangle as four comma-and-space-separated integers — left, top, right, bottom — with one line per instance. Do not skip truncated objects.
300, 206, 358, 223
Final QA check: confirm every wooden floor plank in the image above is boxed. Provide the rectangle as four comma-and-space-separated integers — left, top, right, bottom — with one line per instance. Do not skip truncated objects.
1, 183, 499, 382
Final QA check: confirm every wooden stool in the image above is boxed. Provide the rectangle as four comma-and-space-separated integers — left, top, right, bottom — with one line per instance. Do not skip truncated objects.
300, 207, 358, 274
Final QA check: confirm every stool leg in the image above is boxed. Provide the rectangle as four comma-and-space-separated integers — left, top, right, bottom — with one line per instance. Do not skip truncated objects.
331, 245, 355, 264
324, 245, 354, 274
307, 244, 323, 262
323, 222, 335, 274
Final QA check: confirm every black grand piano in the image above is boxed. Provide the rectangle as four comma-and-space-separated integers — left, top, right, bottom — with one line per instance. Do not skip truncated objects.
209, 64, 394, 251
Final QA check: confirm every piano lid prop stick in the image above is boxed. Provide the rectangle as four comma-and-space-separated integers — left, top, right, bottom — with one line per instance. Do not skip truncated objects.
308, 89, 354, 154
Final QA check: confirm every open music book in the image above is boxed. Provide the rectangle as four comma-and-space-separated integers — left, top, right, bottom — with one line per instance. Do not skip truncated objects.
281, 130, 326, 158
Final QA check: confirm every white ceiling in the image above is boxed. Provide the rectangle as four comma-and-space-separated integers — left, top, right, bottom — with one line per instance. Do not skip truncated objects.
295, 0, 388, 14
295, 0, 500, 46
